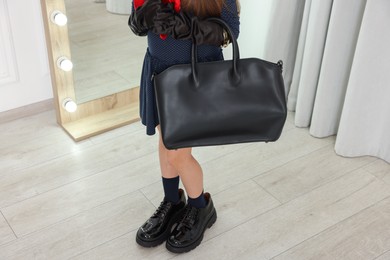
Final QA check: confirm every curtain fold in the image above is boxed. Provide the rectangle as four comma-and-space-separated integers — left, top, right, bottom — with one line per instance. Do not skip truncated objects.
263, 0, 390, 163
287, 0, 312, 112
309, 0, 367, 137
335, 0, 390, 162
292, 0, 334, 128
263, 0, 306, 95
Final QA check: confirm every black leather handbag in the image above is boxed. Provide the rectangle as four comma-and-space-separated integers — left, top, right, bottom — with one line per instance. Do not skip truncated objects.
154, 18, 287, 150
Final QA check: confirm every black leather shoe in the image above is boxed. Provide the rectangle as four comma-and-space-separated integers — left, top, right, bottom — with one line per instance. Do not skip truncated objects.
136, 189, 186, 247
166, 192, 217, 253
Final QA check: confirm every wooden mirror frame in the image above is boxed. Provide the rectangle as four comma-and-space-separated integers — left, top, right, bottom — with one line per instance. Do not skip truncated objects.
40, 0, 140, 141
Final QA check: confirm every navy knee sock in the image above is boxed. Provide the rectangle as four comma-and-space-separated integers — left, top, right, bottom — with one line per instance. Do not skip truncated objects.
162, 176, 180, 203
188, 192, 207, 208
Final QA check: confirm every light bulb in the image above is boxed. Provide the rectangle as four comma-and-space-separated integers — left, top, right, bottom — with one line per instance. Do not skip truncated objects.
51, 11, 68, 26
57, 57, 73, 71
62, 98, 77, 113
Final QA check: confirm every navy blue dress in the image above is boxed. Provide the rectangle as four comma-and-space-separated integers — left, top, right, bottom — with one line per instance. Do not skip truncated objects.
135, 0, 240, 135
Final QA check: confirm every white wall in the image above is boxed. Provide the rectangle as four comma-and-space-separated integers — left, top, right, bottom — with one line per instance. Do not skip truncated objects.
224, 0, 274, 60
0, 0, 53, 113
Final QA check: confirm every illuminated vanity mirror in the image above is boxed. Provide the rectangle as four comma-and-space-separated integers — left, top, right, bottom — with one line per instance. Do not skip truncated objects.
65, 0, 146, 103
41, 0, 146, 141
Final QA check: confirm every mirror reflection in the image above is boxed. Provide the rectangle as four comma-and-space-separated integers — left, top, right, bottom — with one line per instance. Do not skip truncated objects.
64, 0, 147, 104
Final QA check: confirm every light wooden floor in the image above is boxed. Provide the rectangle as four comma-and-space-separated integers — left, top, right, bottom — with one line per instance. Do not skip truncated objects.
1, 110, 390, 260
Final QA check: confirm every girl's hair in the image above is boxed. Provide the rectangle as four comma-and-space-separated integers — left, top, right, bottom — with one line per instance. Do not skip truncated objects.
181, 0, 241, 18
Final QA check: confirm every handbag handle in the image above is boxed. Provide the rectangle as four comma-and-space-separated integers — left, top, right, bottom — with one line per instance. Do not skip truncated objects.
191, 17, 240, 86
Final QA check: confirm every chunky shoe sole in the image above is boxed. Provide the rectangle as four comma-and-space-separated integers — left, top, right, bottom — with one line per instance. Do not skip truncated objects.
166, 209, 217, 253
136, 207, 185, 248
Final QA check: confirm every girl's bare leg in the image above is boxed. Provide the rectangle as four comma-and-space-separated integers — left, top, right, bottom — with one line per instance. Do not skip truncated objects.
156, 126, 204, 198
157, 126, 179, 179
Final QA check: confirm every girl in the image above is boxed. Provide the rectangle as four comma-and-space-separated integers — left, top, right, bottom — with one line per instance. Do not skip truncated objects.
129, 0, 240, 253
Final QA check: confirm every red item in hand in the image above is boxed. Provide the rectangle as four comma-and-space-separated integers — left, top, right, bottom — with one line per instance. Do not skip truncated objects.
133, 0, 144, 9
133, 0, 181, 39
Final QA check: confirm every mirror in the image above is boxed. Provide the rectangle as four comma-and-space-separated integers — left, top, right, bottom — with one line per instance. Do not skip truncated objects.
64, 0, 146, 104
40, 0, 142, 141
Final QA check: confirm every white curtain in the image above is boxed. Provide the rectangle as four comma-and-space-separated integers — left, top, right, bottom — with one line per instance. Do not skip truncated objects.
262, 0, 390, 163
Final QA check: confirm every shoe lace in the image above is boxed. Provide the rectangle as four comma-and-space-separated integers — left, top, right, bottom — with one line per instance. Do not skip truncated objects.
178, 206, 199, 230
152, 201, 172, 218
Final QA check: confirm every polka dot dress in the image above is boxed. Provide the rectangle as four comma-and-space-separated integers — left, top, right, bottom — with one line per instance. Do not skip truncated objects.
137, 0, 240, 135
